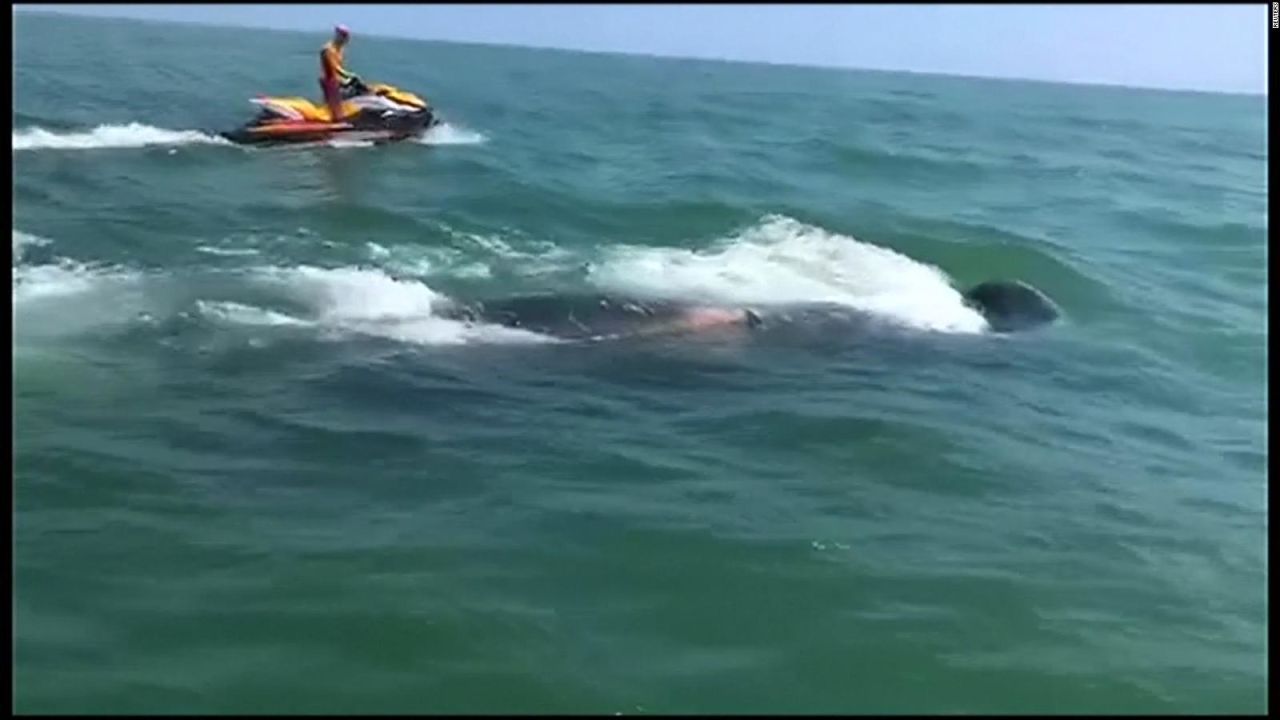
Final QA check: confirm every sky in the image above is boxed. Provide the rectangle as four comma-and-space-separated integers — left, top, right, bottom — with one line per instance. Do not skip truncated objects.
16, 4, 1270, 94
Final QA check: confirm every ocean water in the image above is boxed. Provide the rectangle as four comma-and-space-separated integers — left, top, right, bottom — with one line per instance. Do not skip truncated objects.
12, 12, 1267, 714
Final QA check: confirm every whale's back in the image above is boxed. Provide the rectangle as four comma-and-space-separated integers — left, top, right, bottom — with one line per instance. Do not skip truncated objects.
963, 280, 1060, 332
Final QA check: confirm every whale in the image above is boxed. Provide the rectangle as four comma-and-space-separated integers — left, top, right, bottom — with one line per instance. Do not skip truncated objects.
438, 280, 1060, 341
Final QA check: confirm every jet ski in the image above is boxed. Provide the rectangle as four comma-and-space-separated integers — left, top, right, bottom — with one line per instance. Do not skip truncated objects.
221, 78, 439, 146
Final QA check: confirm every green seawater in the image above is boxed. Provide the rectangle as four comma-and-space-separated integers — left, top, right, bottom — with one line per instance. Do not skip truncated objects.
13, 12, 1267, 714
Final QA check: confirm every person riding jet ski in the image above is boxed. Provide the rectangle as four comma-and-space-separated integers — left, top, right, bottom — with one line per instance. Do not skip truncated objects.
218, 24, 437, 145
320, 24, 358, 122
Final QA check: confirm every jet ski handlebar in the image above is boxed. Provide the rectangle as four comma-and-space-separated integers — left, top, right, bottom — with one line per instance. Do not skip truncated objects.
340, 75, 369, 97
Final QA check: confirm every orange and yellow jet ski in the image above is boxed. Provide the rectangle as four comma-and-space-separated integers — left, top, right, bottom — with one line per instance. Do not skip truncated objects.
221, 78, 438, 145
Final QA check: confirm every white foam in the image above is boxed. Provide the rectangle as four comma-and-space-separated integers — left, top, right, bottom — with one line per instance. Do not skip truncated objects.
325, 138, 376, 149
417, 122, 487, 146
452, 263, 493, 279
261, 266, 444, 321
12, 259, 137, 304
363, 240, 493, 280
252, 266, 553, 345
437, 224, 571, 277
464, 233, 524, 257
13, 230, 50, 263
13, 263, 97, 302
12, 123, 231, 151
194, 300, 309, 327
196, 245, 261, 257
12, 229, 145, 336
589, 215, 990, 334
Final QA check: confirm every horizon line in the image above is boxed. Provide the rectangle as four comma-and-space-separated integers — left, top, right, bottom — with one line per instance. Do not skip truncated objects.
14, 6, 1268, 98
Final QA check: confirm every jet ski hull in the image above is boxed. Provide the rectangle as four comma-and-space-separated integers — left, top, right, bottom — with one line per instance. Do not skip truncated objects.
221, 108, 438, 146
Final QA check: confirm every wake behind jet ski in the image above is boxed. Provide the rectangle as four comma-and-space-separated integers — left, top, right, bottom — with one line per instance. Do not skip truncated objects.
220, 77, 439, 146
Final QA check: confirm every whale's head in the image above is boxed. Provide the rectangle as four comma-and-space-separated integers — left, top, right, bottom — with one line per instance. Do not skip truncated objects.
963, 280, 1060, 333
